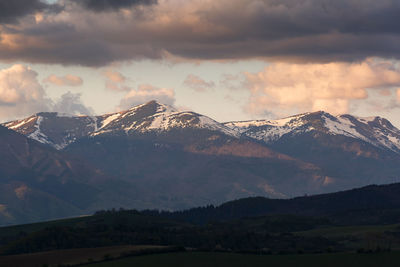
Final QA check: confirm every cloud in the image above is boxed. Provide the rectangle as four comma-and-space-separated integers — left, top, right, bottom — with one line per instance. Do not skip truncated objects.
52, 91, 93, 115
244, 59, 400, 116
397, 89, 400, 102
0, 64, 92, 121
0, 0, 62, 24
1, 0, 400, 65
220, 74, 246, 91
103, 70, 130, 91
380, 89, 392, 96
0, 64, 51, 120
118, 84, 175, 110
0, 0, 47, 23
103, 70, 126, 83
183, 74, 215, 92
44, 74, 83, 86
73, 0, 157, 12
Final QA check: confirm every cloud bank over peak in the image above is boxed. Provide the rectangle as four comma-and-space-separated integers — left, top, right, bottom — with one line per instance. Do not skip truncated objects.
118, 84, 175, 110
52, 91, 94, 115
244, 59, 400, 116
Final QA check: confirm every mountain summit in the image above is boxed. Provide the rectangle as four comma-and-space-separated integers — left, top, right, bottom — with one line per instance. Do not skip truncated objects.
224, 111, 400, 154
4, 101, 238, 150
92, 100, 238, 137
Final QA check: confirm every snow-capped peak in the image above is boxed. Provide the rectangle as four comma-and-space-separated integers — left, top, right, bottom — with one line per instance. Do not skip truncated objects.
225, 111, 400, 153
4, 103, 400, 154
2, 112, 98, 149
224, 112, 312, 130
92, 100, 239, 137
327, 114, 400, 152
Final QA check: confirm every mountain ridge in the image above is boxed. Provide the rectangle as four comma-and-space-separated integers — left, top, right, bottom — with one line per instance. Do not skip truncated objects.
3, 101, 239, 150
4, 101, 400, 156
224, 111, 400, 154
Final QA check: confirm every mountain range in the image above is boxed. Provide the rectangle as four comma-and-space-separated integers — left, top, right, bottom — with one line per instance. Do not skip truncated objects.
1, 100, 400, 225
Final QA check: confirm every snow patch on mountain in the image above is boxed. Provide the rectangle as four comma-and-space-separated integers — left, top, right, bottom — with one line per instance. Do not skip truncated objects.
198, 115, 239, 137
326, 114, 400, 152
226, 112, 400, 153
28, 116, 51, 146
7, 117, 36, 129
323, 115, 368, 141
5, 101, 400, 154
146, 104, 179, 130
225, 113, 315, 143
101, 113, 122, 129
91, 102, 239, 137
225, 113, 311, 131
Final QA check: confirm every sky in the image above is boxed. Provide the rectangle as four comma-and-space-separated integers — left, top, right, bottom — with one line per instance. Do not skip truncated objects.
1, 0, 400, 127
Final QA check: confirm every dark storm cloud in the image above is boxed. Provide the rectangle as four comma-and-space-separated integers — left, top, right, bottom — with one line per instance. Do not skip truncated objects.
0, 0, 61, 23
1, 0, 400, 66
74, 0, 157, 12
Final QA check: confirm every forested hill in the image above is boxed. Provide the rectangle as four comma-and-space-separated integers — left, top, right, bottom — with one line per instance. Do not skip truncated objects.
3, 182, 400, 255
143, 183, 400, 225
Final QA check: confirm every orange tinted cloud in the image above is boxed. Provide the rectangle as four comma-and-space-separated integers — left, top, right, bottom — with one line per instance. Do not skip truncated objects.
118, 84, 175, 110
104, 70, 126, 83
103, 70, 130, 92
245, 59, 400, 116
44, 74, 83, 87
183, 74, 215, 92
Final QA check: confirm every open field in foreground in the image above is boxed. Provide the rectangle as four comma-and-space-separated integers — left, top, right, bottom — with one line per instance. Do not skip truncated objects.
0, 245, 169, 267
85, 251, 400, 267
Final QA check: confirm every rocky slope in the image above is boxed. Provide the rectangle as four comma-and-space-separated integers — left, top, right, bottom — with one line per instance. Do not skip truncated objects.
0, 125, 140, 225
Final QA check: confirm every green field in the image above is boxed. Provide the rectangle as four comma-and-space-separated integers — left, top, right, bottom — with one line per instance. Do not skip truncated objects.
84, 251, 400, 267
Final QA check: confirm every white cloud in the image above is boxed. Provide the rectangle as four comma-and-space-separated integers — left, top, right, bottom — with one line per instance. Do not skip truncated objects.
52, 92, 93, 115
244, 59, 400, 116
0, 64, 51, 121
0, 65, 92, 122
44, 74, 83, 87
183, 74, 215, 92
118, 84, 175, 110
